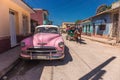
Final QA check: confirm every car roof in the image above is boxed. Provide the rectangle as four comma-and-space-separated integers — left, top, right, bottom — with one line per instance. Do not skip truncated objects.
36, 25, 59, 29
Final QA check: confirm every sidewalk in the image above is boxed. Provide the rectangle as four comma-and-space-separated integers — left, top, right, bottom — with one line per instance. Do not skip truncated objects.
0, 46, 20, 79
82, 35, 117, 46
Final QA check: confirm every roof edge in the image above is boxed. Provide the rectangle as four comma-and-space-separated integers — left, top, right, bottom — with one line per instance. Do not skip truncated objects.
21, 0, 35, 13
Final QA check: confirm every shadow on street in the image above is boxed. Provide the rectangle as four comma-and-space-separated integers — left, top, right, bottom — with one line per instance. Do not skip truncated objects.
79, 56, 116, 80
7, 45, 73, 80
79, 38, 87, 44
74, 38, 87, 44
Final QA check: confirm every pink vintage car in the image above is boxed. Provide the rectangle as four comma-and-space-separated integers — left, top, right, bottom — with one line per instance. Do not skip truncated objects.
20, 25, 65, 60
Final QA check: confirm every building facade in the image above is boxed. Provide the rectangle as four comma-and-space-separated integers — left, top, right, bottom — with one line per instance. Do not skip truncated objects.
80, 1, 120, 40
62, 22, 75, 32
81, 19, 93, 36
31, 8, 51, 25
0, 0, 34, 53
91, 13, 112, 38
111, 1, 120, 42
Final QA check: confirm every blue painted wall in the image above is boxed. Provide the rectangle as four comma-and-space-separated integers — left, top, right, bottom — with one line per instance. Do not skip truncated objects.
82, 21, 93, 34
91, 13, 112, 35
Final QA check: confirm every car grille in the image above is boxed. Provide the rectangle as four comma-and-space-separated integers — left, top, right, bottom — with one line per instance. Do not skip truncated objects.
26, 46, 57, 55
28, 47, 56, 51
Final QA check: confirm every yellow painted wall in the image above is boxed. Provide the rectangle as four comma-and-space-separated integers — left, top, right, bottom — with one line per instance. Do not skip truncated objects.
62, 22, 75, 29
0, 0, 31, 37
62, 23, 67, 29
0, 0, 10, 37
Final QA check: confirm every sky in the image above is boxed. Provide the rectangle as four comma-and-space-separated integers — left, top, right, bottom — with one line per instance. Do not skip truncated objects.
24, 0, 115, 25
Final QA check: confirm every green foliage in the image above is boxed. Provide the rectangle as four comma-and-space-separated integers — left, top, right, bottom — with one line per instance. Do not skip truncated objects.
96, 4, 107, 14
75, 20, 81, 24
96, 4, 111, 14
107, 5, 111, 9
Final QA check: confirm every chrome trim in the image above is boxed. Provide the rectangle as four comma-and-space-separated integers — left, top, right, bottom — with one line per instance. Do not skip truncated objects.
31, 53, 65, 60
30, 52, 32, 59
21, 46, 64, 60
26, 50, 57, 53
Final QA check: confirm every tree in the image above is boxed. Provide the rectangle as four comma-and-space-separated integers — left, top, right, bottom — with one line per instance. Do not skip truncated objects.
107, 5, 111, 9
96, 4, 111, 14
75, 20, 81, 24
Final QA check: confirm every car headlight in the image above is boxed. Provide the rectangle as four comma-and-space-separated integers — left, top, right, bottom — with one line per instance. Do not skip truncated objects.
58, 42, 64, 48
21, 42, 25, 47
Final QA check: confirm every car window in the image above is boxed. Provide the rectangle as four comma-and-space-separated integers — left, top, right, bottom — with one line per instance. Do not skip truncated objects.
35, 27, 59, 34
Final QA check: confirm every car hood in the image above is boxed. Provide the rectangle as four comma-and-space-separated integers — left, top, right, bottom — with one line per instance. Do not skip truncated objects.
33, 33, 60, 46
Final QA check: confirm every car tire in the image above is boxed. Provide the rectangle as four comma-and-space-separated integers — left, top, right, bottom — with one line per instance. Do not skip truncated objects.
58, 58, 64, 62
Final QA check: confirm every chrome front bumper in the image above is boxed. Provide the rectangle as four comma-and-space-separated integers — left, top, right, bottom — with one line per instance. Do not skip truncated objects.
20, 47, 64, 60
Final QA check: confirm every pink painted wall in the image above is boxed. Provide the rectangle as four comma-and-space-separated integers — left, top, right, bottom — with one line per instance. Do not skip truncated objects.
31, 10, 44, 25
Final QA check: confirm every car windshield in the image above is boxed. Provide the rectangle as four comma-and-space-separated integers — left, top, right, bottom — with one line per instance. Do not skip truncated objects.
35, 27, 59, 34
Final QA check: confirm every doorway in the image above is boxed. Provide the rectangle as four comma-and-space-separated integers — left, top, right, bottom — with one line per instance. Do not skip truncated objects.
9, 11, 17, 47
23, 15, 28, 35
112, 13, 119, 37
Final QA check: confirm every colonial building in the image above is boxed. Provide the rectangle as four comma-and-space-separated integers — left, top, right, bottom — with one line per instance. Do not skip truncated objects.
81, 1, 120, 41
31, 8, 51, 25
110, 1, 120, 42
0, 0, 34, 53
62, 22, 75, 32
81, 19, 93, 36
30, 8, 52, 33
62, 22, 75, 28
91, 11, 112, 38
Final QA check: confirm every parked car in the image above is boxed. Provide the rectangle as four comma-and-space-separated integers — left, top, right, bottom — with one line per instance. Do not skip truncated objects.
20, 25, 65, 60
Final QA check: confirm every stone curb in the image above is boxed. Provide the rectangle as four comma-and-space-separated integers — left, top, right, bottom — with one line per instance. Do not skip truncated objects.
0, 58, 21, 79
82, 36, 116, 46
